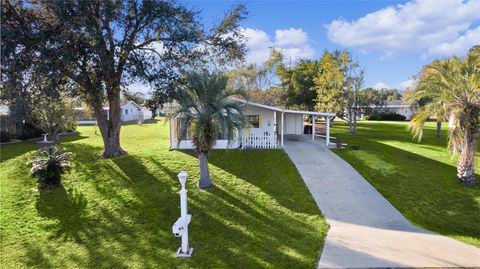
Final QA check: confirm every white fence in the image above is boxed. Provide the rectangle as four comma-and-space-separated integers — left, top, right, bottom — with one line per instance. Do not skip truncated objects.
242, 130, 277, 149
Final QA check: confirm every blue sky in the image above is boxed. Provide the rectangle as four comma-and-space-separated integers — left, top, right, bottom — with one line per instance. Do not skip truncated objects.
181, 0, 480, 91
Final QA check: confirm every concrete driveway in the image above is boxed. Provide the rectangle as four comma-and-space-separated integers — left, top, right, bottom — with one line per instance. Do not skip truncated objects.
283, 135, 480, 268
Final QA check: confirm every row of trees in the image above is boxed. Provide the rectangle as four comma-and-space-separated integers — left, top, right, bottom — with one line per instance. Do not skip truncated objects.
2, 0, 247, 157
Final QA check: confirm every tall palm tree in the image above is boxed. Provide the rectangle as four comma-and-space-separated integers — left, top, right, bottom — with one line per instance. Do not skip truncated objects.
409, 47, 480, 184
170, 71, 247, 189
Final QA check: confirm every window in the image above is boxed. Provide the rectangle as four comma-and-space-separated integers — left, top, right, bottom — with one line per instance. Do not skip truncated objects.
125, 109, 128, 115
246, 115, 260, 128
176, 118, 190, 140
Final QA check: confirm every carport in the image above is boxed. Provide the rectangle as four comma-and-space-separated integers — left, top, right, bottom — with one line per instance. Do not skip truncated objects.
275, 109, 336, 147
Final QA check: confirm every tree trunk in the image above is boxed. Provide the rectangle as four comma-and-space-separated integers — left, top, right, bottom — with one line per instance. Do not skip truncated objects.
92, 96, 125, 158
457, 135, 477, 185
198, 152, 213, 189
352, 109, 357, 135
436, 121, 442, 139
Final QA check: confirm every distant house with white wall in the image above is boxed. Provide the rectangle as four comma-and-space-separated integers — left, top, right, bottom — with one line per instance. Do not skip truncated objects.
377, 100, 418, 120
169, 100, 335, 150
76, 101, 144, 124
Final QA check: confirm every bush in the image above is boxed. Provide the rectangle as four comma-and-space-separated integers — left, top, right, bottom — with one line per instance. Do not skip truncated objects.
62, 121, 77, 133
29, 146, 71, 186
17, 122, 44, 140
0, 131, 10, 143
366, 113, 406, 121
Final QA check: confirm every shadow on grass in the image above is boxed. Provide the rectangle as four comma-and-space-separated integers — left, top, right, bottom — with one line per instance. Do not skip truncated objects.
23, 142, 326, 268
206, 149, 321, 215
333, 137, 480, 245
35, 185, 89, 242
0, 134, 88, 164
0, 142, 36, 164
11, 139, 327, 268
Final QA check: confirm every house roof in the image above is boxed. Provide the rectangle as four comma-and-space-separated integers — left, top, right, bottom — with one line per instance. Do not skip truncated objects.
238, 99, 336, 117
385, 100, 411, 108
103, 100, 142, 109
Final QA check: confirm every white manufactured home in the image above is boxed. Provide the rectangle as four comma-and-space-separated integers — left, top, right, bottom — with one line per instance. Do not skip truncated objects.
76, 101, 144, 124
169, 100, 335, 150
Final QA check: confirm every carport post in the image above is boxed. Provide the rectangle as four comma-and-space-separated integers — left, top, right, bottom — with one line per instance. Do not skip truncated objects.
326, 116, 330, 146
312, 116, 316, 140
281, 112, 284, 147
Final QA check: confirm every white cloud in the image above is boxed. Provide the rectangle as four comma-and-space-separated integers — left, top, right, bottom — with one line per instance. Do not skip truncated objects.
326, 0, 480, 58
398, 79, 414, 90
275, 28, 308, 46
425, 26, 480, 57
242, 28, 273, 50
373, 82, 390, 89
241, 27, 315, 65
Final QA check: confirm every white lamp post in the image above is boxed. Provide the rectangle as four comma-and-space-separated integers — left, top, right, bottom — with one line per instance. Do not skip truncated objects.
172, 171, 193, 257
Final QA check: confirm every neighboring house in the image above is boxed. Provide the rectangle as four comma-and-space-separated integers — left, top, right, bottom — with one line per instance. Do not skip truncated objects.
361, 100, 418, 120
76, 101, 144, 124
169, 100, 335, 150
379, 100, 418, 120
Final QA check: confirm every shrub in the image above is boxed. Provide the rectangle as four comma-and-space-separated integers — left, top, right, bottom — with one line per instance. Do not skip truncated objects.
0, 131, 10, 143
366, 113, 406, 121
17, 122, 44, 140
30, 146, 71, 186
62, 121, 78, 133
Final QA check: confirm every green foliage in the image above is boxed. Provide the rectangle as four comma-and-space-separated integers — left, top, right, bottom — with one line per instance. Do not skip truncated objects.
16, 121, 44, 140
62, 121, 77, 133
331, 121, 480, 247
277, 59, 320, 110
0, 121, 327, 268
314, 50, 351, 113
122, 90, 145, 105
31, 96, 77, 141
1, 131, 10, 143
29, 146, 72, 186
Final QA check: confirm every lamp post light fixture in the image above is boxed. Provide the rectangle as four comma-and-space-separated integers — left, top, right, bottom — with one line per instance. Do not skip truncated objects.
172, 171, 193, 258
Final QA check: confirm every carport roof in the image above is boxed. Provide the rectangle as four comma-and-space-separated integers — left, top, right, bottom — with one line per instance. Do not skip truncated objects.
239, 99, 336, 117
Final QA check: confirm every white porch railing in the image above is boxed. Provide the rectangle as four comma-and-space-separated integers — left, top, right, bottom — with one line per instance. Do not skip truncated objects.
242, 130, 277, 149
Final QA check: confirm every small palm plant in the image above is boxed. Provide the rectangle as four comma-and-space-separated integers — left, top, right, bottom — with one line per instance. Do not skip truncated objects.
171, 71, 247, 189
30, 146, 72, 186
409, 47, 480, 184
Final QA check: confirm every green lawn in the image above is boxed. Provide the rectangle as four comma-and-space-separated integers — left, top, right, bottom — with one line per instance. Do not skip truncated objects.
0, 121, 328, 269
331, 121, 480, 247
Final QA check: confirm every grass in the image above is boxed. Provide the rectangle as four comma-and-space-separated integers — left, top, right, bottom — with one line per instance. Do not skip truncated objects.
330, 120, 480, 247
0, 120, 328, 269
